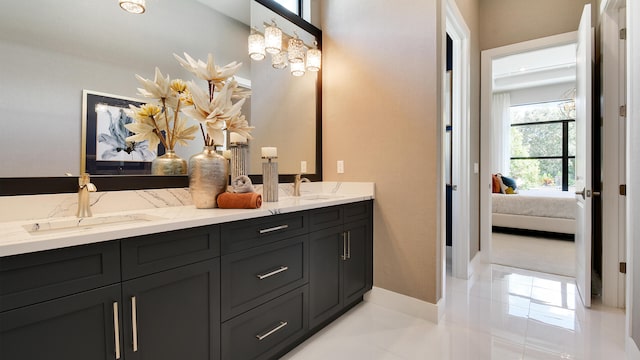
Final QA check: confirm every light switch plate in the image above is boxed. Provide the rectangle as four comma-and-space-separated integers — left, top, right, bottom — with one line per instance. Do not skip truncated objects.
301, 161, 307, 173
337, 160, 344, 174
474, 163, 479, 174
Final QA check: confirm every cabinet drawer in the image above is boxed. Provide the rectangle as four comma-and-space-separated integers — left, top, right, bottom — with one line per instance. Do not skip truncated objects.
221, 286, 307, 360
221, 212, 308, 254
221, 235, 308, 321
121, 225, 220, 280
344, 200, 372, 224
0, 241, 120, 312
309, 205, 343, 231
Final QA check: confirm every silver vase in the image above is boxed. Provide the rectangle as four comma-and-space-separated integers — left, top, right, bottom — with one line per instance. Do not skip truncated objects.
151, 150, 187, 175
188, 146, 228, 209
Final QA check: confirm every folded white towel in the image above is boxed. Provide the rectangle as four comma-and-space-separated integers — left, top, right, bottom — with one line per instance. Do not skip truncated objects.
232, 175, 254, 193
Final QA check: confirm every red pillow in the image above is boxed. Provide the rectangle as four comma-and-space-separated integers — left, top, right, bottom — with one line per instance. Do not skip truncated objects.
492, 175, 501, 193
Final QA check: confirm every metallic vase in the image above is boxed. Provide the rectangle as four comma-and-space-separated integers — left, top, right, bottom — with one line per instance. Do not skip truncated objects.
189, 146, 229, 209
151, 150, 187, 175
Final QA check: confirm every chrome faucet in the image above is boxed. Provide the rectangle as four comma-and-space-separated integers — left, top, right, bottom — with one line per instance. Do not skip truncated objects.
293, 174, 310, 196
77, 173, 97, 218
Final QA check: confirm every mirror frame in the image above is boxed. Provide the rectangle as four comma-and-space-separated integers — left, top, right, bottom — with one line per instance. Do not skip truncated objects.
0, 0, 322, 196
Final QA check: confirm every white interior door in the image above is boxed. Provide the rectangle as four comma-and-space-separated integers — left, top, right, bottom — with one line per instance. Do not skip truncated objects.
575, 4, 593, 308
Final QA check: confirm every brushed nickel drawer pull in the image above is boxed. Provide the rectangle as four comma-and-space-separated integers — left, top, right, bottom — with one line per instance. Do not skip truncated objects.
131, 296, 138, 352
113, 302, 121, 360
256, 321, 288, 341
341, 232, 347, 260
259, 224, 289, 234
257, 266, 289, 280
347, 230, 351, 259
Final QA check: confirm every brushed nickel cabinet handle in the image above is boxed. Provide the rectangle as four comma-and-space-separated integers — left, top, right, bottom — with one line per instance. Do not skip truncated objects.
341, 232, 347, 260
131, 296, 138, 352
259, 224, 289, 234
256, 321, 288, 341
113, 302, 121, 360
347, 231, 351, 259
257, 266, 289, 280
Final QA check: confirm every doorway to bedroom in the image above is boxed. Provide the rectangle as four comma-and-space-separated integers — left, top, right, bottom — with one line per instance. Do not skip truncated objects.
483, 36, 579, 279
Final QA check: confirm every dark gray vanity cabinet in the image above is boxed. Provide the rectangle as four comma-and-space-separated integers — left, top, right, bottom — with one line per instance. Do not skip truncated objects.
0, 225, 221, 360
220, 212, 310, 360
0, 284, 122, 360
121, 259, 220, 360
0, 200, 373, 360
308, 201, 373, 329
0, 242, 122, 360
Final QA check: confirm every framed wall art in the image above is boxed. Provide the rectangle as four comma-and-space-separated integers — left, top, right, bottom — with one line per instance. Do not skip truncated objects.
81, 90, 164, 175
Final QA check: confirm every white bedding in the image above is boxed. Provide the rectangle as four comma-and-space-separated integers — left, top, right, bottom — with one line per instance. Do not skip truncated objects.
491, 191, 576, 220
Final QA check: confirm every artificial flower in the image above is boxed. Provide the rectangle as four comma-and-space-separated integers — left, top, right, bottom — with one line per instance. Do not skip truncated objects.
174, 52, 242, 84
136, 67, 172, 100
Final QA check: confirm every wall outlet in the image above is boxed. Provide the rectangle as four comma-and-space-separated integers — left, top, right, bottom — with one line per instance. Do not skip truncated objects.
300, 161, 307, 173
337, 160, 344, 174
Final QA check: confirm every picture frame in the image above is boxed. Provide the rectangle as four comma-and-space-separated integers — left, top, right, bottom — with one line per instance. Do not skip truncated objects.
81, 90, 164, 175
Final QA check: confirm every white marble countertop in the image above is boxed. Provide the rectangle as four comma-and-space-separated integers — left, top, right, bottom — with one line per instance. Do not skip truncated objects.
0, 182, 374, 257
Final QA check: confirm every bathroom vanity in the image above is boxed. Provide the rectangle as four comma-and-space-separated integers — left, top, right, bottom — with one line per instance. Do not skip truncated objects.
0, 184, 374, 360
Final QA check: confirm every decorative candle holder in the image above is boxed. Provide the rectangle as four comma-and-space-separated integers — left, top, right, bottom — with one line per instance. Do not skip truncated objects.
230, 143, 249, 180
262, 156, 279, 202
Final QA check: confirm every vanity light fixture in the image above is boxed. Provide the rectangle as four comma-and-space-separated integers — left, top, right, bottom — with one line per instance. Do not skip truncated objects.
264, 20, 283, 54
306, 41, 321, 72
272, 51, 288, 69
248, 27, 266, 61
287, 34, 305, 64
119, 0, 146, 14
290, 61, 306, 77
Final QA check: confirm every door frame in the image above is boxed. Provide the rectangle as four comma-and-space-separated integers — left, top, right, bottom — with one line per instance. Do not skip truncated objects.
625, 0, 640, 356
480, 31, 577, 264
600, 0, 627, 309
444, 0, 472, 280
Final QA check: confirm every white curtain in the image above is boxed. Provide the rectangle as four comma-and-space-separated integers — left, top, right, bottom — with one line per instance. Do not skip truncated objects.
491, 93, 511, 175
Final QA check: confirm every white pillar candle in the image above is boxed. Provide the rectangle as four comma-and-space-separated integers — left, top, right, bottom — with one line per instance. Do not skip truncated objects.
230, 133, 247, 144
261, 147, 277, 158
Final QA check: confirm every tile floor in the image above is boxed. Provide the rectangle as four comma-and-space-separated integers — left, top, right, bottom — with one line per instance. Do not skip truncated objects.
281, 262, 626, 359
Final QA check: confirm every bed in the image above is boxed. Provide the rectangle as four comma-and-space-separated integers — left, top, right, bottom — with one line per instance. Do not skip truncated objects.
492, 190, 576, 235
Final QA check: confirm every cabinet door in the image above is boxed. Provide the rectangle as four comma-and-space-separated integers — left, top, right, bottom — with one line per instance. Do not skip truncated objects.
0, 284, 122, 360
122, 259, 220, 360
343, 219, 371, 306
308, 225, 343, 329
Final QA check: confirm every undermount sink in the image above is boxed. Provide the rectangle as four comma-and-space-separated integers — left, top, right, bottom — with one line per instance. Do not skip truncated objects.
23, 213, 164, 235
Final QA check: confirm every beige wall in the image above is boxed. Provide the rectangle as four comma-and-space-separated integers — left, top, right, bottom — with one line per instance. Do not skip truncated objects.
321, 0, 443, 303
479, 0, 595, 50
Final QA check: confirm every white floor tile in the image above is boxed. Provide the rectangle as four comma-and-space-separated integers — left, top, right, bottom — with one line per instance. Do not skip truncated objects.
278, 262, 626, 360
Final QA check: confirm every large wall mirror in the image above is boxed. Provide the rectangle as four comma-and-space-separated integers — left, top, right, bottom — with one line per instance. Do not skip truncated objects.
0, 0, 321, 195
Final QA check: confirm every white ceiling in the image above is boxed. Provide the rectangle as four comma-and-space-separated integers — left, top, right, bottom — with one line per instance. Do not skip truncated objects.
492, 43, 577, 92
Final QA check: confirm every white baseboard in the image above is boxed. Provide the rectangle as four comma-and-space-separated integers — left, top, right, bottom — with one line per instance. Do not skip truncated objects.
627, 337, 640, 360
364, 286, 444, 323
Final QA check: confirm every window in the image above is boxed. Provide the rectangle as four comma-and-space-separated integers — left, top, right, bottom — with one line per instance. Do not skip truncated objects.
509, 100, 576, 191
273, 0, 301, 16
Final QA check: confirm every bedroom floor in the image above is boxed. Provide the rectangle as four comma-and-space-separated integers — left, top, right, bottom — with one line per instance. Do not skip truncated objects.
491, 231, 576, 277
